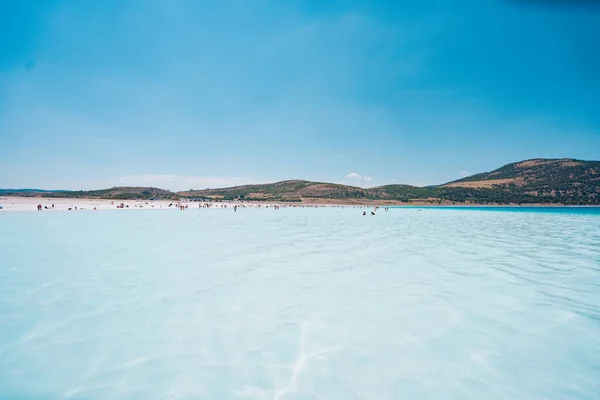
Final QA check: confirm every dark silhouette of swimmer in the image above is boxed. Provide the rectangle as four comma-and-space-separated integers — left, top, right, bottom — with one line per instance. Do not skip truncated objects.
363, 211, 366, 215
371, 211, 375, 215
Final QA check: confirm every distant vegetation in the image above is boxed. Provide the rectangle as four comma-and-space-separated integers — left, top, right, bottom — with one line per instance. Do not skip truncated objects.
177, 159, 599, 205
439, 158, 600, 205
2, 159, 599, 205
0, 187, 178, 200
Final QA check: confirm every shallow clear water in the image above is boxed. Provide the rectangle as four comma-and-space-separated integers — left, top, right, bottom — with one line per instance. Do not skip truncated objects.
1, 208, 599, 399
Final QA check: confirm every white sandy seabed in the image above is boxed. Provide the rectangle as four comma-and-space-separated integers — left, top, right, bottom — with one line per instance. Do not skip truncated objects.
0, 206, 599, 399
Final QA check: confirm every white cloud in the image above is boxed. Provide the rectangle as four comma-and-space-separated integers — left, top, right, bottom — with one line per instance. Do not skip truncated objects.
344, 172, 373, 181
459, 171, 471, 178
113, 175, 264, 191
341, 172, 375, 188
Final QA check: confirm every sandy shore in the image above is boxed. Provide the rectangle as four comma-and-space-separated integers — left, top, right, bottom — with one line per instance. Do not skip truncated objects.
0, 196, 577, 212
0, 197, 171, 212
0, 196, 368, 212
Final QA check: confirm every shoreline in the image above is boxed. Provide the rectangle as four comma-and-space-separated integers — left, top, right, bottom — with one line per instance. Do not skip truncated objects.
0, 196, 594, 212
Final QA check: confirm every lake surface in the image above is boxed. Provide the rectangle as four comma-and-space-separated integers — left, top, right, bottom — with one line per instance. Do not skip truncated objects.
1, 207, 599, 399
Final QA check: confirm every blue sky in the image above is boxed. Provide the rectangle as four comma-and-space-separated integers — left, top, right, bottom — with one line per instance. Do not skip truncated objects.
1, 0, 599, 190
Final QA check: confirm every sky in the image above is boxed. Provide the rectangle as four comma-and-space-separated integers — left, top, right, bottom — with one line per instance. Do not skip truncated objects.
1, 0, 599, 190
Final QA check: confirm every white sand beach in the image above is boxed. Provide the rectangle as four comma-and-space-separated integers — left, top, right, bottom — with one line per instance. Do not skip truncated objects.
0, 196, 367, 212
0, 197, 171, 212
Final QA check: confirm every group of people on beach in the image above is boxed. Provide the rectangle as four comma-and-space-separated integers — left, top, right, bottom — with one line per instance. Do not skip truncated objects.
26, 200, 393, 212
34, 203, 100, 211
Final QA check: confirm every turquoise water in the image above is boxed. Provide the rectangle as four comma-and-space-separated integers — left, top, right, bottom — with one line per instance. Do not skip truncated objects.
1, 207, 599, 399
390, 206, 600, 215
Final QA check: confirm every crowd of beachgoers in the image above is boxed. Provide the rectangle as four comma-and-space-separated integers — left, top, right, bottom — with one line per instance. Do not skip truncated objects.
0, 197, 389, 213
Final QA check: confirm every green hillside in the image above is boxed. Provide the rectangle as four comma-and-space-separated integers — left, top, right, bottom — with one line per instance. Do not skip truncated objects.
441, 158, 600, 204
2, 159, 599, 204
0, 187, 177, 200
177, 158, 600, 204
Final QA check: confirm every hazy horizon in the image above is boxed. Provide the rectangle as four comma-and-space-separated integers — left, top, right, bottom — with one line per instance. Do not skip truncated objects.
2, 156, 599, 192
0, 175, 440, 192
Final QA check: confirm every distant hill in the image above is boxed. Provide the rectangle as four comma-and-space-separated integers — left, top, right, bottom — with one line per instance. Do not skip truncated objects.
0, 187, 177, 200
2, 159, 599, 204
72, 187, 177, 200
178, 158, 599, 205
444, 159, 599, 188
440, 158, 600, 204
177, 180, 371, 202
178, 182, 451, 203
0, 189, 63, 195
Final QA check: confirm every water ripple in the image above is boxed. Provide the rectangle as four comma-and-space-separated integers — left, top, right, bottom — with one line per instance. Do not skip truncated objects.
0, 208, 599, 399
